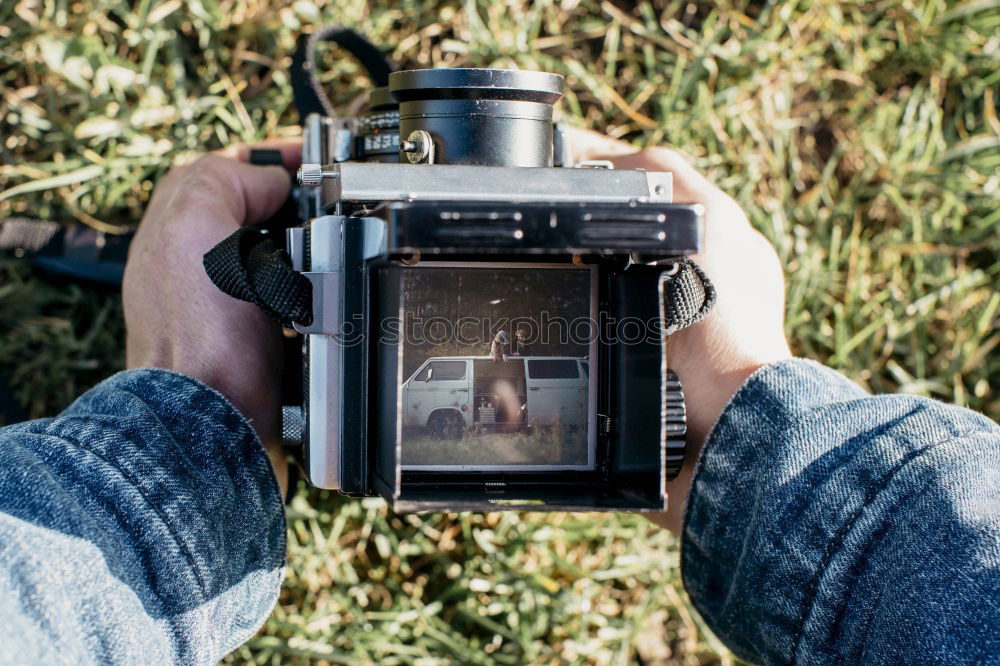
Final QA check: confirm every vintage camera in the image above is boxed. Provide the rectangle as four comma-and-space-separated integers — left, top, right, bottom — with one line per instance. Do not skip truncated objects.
276, 66, 710, 512
208, 61, 712, 512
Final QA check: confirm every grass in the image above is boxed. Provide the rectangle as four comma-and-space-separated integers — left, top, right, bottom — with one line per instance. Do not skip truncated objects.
403, 428, 589, 466
1, 0, 997, 663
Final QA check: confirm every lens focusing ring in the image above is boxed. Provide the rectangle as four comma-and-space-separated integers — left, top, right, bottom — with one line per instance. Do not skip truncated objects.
358, 88, 401, 162
389, 68, 564, 104
388, 68, 565, 167
359, 110, 400, 131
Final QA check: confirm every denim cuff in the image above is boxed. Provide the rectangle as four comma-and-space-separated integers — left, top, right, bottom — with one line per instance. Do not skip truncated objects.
50, 368, 286, 660
680, 358, 998, 663
681, 359, 876, 660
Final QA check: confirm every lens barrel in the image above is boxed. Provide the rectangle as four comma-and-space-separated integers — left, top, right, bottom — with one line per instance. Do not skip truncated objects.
356, 87, 400, 163
388, 68, 564, 167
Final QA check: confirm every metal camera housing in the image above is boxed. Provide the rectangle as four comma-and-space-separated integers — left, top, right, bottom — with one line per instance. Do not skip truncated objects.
285, 68, 701, 512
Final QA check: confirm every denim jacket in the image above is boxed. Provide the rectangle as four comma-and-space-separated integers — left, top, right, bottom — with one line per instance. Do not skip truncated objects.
0, 361, 996, 664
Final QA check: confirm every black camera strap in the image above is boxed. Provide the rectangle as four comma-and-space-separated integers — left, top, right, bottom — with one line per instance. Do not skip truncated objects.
203, 227, 716, 334
291, 26, 396, 120
659, 258, 717, 335
203, 226, 313, 327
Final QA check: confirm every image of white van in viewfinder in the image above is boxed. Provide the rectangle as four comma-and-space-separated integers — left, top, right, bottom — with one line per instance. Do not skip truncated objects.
402, 356, 588, 436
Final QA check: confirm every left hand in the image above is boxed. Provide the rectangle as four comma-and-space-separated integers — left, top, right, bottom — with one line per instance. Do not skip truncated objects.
563, 127, 792, 533
124, 141, 301, 496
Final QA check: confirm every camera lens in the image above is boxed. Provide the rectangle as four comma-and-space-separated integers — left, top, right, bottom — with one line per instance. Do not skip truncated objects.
389, 68, 564, 167
357, 87, 400, 163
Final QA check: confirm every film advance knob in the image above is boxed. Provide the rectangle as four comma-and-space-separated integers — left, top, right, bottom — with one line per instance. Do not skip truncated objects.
663, 369, 687, 482
297, 163, 323, 187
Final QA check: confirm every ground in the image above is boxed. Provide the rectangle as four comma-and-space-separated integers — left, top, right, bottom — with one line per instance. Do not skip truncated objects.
403, 428, 590, 467
1, 0, 997, 664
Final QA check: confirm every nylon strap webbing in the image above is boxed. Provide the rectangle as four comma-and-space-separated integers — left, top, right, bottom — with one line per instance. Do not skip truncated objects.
202, 227, 312, 328
291, 25, 396, 121
659, 258, 717, 335
204, 227, 717, 334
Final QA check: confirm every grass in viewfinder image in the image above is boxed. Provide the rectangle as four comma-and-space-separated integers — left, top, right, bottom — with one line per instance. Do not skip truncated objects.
404, 428, 589, 468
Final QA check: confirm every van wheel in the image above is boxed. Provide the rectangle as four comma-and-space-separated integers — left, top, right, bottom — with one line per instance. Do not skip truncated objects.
431, 412, 464, 440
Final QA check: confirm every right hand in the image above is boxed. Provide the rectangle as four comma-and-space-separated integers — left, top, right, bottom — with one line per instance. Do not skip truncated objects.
566, 128, 792, 532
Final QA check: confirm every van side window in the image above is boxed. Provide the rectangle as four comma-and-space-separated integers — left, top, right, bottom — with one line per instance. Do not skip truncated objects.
422, 360, 466, 381
580, 360, 589, 377
527, 359, 579, 379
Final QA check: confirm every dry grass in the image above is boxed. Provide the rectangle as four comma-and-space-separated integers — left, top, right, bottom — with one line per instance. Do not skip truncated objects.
403, 427, 589, 467
1, 0, 997, 664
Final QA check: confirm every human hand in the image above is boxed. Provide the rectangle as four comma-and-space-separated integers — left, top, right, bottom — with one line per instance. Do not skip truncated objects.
566, 128, 792, 533
124, 142, 301, 496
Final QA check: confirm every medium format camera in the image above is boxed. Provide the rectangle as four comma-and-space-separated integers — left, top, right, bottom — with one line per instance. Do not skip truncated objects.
206, 36, 714, 512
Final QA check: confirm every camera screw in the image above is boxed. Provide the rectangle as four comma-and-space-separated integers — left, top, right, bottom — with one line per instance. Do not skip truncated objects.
298, 163, 324, 187
401, 129, 435, 164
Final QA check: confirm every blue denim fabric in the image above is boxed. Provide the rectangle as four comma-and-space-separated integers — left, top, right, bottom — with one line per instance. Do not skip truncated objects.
0, 361, 996, 664
0, 369, 285, 664
683, 359, 1000, 665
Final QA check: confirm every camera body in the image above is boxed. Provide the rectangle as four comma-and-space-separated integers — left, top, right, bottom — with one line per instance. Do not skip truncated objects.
283, 68, 702, 512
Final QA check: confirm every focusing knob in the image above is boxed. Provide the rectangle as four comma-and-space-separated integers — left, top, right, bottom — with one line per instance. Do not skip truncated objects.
281, 405, 304, 448
664, 369, 687, 481
297, 163, 323, 187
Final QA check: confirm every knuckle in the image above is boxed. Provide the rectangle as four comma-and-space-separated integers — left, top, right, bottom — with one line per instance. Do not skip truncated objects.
163, 164, 187, 181
177, 156, 227, 199
158, 163, 190, 191
640, 146, 685, 168
721, 195, 749, 221
171, 153, 245, 221
750, 228, 781, 264
184, 154, 225, 181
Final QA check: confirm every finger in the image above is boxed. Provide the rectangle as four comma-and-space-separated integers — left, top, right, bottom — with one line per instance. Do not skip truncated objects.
145, 139, 302, 220
561, 126, 636, 163
574, 145, 713, 206
217, 138, 304, 171
171, 154, 291, 227
209, 157, 292, 226
605, 148, 715, 204
576, 145, 751, 236
142, 161, 195, 221
560, 127, 718, 205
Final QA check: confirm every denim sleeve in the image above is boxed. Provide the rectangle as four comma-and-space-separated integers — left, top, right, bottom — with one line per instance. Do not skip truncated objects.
682, 359, 1000, 665
0, 368, 285, 665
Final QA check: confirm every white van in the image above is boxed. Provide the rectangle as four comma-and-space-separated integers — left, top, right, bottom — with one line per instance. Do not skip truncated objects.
402, 356, 589, 439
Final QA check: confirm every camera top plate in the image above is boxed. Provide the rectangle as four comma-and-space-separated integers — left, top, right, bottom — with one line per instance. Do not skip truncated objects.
305, 162, 673, 206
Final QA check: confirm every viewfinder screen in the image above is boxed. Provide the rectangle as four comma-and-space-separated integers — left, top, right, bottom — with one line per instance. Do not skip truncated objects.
397, 264, 596, 471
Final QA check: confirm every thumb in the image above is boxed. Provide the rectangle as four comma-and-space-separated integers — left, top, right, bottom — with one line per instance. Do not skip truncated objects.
167, 155, 291, 229
212, 158, 292, 226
